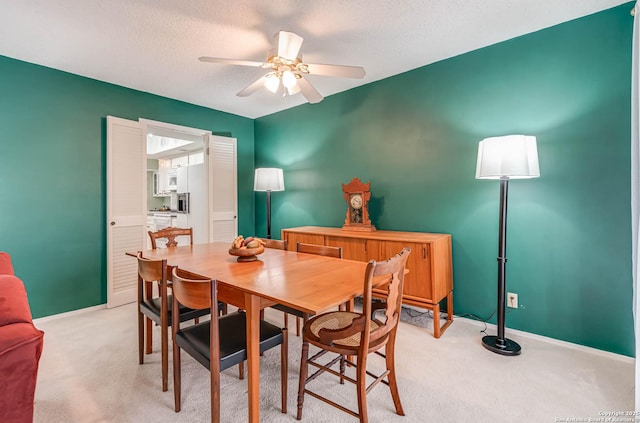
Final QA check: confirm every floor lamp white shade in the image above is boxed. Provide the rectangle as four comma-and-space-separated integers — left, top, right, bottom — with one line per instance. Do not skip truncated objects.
254, 168, 284, 239
476, 135, 540, 180
254, 168, 285, 192
476, 134, 540, 356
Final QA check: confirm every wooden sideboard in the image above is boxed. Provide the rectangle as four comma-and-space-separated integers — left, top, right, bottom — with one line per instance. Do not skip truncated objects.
281, 226, 453, 338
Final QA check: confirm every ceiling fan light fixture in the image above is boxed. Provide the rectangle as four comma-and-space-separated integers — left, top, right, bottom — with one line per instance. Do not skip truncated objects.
265, 74, 280, 93
282, 70, 297, 89
200, 30, 365, 105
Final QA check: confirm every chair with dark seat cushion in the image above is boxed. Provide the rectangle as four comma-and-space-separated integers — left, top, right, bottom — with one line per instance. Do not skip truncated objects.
270, 242, 342, 336
136, 252, 210, 392
296, 247, 411, 423
171, 267, 288, 420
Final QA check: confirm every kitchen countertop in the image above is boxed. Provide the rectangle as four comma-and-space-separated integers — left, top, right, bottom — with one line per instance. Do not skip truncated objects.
148, 210, 177, 215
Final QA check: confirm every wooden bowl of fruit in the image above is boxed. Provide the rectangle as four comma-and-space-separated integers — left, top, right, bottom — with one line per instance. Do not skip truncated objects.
228, 236, 265, 262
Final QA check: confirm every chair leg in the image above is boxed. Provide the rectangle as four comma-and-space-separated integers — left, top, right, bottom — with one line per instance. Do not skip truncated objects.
145, 317, 153, 354
356, 355, 369, 423
339, 354, 345, 385
238, 362, 244, 380
173, 344, 181, 412
296, 340, 310, 420
162, 319, 168, 392
281, 328, 288, 414
296, 317, 301, 337
195, 317, 200, 324
386, 337, 405, 416
283, 312, 289, 330
138, 311, 144, 364
211, 360, 221, 423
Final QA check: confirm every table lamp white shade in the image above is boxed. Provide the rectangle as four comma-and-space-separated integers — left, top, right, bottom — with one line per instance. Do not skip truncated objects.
476, 135, 540, 180
254, 168, 285, 192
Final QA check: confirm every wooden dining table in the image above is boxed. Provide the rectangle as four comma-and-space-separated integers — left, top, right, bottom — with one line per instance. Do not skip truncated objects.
131, 242, 370, 423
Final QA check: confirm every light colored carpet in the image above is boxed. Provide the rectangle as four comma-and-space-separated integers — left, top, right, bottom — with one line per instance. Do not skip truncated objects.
33, 303, 634, 422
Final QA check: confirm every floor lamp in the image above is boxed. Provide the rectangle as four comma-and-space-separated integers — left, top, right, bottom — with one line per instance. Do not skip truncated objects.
475, 135, 540, 356
254, 168, 284, 239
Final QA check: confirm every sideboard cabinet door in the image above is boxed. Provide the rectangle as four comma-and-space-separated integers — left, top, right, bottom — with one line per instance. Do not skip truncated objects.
325, 236, 367, 261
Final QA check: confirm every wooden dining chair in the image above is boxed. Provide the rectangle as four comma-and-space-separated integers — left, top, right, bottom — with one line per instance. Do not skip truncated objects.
296, 247, 411, 423
136, 252, 211, 392
297, 242, 343, 259
276, 242, 343, 336
171, 267, 288, 421
259, 238, 288, 250
148, 226, 193, 249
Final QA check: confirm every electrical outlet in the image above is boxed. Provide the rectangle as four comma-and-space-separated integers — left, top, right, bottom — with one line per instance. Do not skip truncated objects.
507, 293, 518, 309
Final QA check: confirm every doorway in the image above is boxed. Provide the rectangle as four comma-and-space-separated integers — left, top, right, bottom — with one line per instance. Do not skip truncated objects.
106, 117, 238, 308
145, 124, 207, 247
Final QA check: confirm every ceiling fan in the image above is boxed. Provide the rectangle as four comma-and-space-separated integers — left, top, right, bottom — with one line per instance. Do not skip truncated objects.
199, 31, 366, 104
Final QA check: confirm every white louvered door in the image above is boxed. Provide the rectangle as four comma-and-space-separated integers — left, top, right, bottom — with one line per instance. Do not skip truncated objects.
107, 116, 146, 308
207, 135, 237, 242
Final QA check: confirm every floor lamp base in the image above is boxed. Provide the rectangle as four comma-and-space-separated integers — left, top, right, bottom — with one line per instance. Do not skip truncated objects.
482, 335, 521, 356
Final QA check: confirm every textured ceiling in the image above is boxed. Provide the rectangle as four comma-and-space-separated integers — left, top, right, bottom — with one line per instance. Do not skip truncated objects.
0, 0, 629, 119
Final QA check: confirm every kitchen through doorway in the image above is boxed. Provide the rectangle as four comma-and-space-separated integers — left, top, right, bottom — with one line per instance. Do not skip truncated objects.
144, 121, 207, 248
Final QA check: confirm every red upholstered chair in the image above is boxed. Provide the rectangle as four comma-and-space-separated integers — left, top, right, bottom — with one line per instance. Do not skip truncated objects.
0, 252, 45, 423
0, 251, 15, 275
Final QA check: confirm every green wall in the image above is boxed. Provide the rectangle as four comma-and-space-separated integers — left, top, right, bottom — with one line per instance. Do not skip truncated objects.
0, 56, 256, 318
255, 4, 634, 356
0, 3, 633, 357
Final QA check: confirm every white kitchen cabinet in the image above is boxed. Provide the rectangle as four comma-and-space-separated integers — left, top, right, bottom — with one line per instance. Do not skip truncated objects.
152, 172, 170, 197
156, 159, 171, 195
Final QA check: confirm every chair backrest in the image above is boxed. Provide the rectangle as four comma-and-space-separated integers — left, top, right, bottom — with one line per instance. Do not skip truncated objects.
136, 252, 169, 307
361, 247, 411, 345
296, 242, 342, 259
148, 227, 193, 249
261, 238, 288, 250
170, 267, 215, 311
0, 252, 14, 275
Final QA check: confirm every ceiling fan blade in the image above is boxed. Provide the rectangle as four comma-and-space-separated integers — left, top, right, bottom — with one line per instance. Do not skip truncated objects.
236, 74, 270, 97
199, 57, 265, 67
276, 31, 304, 61
305, 63, 366, 79
296, 76, 324, 104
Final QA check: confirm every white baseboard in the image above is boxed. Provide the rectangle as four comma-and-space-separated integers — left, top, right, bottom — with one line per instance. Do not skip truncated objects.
458, 315, 634, 364
33, 304, 107, 324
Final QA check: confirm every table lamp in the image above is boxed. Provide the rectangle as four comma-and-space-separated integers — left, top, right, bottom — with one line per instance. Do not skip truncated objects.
476, 135, 540, 356
254, 168, 285, 239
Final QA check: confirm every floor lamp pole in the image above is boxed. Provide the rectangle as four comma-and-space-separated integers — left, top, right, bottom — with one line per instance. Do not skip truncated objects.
266, 190, 272, 239
482, 177, 522, 356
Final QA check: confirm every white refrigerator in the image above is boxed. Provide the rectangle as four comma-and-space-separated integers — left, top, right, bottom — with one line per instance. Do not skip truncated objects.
177, 163, 207, 244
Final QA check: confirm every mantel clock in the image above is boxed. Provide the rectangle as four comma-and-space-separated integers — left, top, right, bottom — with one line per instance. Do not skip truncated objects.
341, 178, 376, 231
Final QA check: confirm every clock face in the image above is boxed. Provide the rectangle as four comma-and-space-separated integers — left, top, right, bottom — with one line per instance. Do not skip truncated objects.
350, 194, 363, 210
